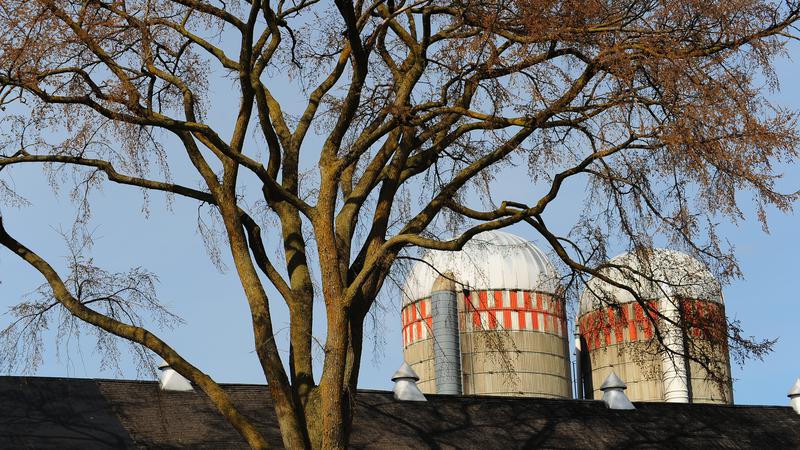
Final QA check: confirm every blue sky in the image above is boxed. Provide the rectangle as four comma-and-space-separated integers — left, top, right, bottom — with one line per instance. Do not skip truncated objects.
0, 39, 798, 407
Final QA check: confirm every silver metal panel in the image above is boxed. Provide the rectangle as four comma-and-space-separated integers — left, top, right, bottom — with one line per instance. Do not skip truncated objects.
432, 287, 462, 395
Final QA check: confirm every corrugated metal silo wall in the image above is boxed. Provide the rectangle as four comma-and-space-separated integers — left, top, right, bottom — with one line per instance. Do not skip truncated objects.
578, 299, 733, 403
402, 290, 572, 398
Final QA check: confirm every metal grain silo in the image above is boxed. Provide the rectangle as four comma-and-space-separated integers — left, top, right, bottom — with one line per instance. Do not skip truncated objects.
577, 249, 733, 404
401, 230, 571, 398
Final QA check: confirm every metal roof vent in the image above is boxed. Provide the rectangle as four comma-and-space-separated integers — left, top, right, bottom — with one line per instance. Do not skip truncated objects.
392, 362, 426, 401
158, 360, 194, 392
789, 378, 800, 414
600, 371, 635, 410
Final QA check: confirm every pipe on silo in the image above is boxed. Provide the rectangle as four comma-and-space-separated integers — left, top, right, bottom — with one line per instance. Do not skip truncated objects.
431, 274, 462, 395
659, 296, 689, 403
574, 324, 583, 400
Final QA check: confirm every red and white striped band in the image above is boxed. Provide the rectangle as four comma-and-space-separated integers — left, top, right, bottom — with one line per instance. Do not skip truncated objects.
402, 290, 566, 347
578, 299, 726, 350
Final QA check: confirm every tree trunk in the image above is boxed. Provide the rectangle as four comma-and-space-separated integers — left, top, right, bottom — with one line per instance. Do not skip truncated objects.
318, 305, 353, 449
218, 201, 312, 449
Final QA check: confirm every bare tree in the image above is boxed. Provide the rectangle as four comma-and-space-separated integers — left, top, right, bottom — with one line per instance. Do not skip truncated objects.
0, 0, 798, 448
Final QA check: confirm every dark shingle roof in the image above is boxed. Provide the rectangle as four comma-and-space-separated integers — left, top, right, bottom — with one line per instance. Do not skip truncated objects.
0, 376, 797, 449
0, 377, 133, 449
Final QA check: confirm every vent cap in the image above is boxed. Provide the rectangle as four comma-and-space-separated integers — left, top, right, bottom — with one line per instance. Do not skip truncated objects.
600, 372, 635, 410
789, 378, 800, 415
392, 362, 426, 401
157, 360, 194, 392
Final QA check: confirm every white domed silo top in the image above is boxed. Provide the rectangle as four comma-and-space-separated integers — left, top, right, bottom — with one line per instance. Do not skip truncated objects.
579, 248, 722, 316
402, 230, 558, 305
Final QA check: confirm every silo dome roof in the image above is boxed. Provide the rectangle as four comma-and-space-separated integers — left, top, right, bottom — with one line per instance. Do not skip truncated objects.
401, 230, 558, 305
579, 248, 722, 316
